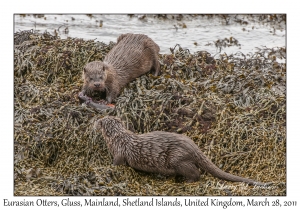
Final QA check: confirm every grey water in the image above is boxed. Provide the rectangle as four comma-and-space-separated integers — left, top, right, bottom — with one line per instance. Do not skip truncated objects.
14, 14, 285, 55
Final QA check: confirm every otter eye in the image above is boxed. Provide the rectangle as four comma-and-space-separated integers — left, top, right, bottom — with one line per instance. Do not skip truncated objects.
99, 76, 103, 80
90, 77, 93, 80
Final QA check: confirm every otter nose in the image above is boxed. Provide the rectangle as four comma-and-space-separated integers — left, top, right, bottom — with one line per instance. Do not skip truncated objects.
94, 83, 100, 88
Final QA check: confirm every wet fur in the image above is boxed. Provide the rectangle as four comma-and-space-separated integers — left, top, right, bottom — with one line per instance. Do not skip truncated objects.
82, 33, 160, 103
94, 116, 270, 186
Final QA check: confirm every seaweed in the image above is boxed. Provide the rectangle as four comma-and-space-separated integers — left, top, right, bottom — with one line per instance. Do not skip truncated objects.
14, 29, 286, 196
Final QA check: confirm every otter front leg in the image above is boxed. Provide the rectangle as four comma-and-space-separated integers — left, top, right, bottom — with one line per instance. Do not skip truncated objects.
113, 154, 127, 166
106, 89, 119, 104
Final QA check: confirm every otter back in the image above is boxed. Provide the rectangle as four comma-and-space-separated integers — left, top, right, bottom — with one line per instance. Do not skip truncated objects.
104, 33, 160, 88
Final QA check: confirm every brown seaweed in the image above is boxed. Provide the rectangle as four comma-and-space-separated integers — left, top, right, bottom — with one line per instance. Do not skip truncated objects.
14, 26, 286, 196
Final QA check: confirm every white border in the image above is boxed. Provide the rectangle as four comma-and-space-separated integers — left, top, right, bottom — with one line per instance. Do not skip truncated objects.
2, 0, 298, 209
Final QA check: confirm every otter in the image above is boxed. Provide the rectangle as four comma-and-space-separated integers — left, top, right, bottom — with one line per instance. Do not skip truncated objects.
94, 116, 270, 186
82, 33, 160, 103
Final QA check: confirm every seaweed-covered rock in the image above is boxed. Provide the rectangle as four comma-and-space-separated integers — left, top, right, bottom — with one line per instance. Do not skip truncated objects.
14, 30, 286, 196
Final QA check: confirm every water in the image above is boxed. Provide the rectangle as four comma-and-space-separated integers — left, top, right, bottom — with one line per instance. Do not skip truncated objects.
14, 14, 285, 55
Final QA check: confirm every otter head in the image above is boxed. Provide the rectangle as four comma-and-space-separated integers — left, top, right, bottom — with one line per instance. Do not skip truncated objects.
94, 116, 125, 138
82, 61, 108, 94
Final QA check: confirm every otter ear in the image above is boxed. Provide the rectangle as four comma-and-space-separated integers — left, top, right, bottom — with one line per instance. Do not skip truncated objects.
103, 63, 108, 71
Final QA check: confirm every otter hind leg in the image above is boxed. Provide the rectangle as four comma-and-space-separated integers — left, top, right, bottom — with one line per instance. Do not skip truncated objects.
153, 58, 160, 76
144, 39, 161, 76
175, 163, 200, 183
113, 155, 127, 166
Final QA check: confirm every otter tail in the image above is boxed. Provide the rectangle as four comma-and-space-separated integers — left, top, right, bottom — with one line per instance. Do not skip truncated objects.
197, 152, 271, 186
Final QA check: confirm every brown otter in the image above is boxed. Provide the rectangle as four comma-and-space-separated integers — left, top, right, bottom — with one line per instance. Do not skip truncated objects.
82, 33, 160, 103
94, 116, 270, 186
